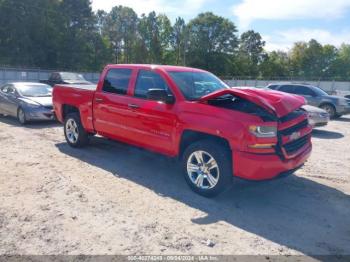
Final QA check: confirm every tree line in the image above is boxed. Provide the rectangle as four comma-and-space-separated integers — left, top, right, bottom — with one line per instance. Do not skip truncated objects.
0, 0, 349, 80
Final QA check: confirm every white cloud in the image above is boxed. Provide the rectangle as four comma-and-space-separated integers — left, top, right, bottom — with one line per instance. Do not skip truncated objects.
232, 0, 350, 29
91, 0, 209, 19
263, 29, 350, 51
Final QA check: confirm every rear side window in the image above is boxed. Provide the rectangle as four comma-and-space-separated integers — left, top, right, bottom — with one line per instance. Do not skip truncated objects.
50, 73, 60, 81
102, 68, 132, 95
294, 86, 315, 96
134, 70, 171, 99
279, 85, 296, 94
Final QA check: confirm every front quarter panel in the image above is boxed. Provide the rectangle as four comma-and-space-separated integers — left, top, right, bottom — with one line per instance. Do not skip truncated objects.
176, 101, 264, 152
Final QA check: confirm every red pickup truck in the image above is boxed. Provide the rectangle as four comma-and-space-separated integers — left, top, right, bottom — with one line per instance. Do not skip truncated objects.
53, 64, 312, 197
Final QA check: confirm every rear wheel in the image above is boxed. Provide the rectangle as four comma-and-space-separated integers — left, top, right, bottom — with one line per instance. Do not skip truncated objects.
64, 113, 89, 148
17, 107, 27, 125
182, 140, 232, 197
320, 104, 336, 119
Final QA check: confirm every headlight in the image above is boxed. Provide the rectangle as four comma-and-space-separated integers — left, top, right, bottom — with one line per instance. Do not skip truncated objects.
249, 125, 277, 138
307, 112, 318, 118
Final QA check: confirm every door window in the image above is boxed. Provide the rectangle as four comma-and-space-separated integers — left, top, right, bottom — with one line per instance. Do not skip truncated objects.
0, 85, 9, 93
134, 70, 171, 99
50, 73, 60, 81
102, 69, 132, 95
279, 85, 296, 94
294, 86, 315, 96
6, 86, 16, 95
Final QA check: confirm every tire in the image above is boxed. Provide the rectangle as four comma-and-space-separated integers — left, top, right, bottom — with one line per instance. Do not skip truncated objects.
17, 107, 27, 125
64, 113, 89, 148
320, 104, 336, 119
182, 140, 233, 198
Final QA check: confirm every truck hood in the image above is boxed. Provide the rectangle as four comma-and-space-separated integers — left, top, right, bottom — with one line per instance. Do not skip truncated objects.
199, 88, 306, 118
20, 96, 53, 107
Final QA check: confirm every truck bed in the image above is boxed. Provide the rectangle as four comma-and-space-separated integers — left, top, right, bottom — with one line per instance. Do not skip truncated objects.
56, 84, 97, 91
53, 84, 97, 133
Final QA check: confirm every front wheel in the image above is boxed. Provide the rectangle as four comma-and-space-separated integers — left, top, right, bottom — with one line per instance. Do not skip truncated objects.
17, 107, 27, 125
182, 140, 233, 197
320, 104, 336, 119
64, 113, 89, 148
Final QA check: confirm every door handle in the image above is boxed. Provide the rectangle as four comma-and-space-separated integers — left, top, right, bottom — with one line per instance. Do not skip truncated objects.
128, 104, 140, 109
95, 97, 104, 103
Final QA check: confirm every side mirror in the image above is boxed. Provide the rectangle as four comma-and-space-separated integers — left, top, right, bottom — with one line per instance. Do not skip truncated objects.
147, 89, 175, 104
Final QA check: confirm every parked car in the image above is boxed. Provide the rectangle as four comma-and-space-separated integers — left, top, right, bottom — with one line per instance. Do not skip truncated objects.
41, 72, 93, 87
302, 105, 329, 127
232, 86, 329, 128
266, 83, 350, 118
0, 82, 54, 124
53, 64, 312, 197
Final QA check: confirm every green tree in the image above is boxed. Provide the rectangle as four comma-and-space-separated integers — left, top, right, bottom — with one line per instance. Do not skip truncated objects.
0, 0, 62, 68
103, 5, 138, 63
186, 12, 238, 75
259, 51, 290, 79
333, 44, 350, 80
234, 30, 265, 77
171, 17, 187, 65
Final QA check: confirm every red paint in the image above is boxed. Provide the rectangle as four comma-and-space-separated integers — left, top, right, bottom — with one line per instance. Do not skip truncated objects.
53, 64, 312, 180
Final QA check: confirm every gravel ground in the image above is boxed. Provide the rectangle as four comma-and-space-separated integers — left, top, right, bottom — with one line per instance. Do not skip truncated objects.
0, 115, 349, 256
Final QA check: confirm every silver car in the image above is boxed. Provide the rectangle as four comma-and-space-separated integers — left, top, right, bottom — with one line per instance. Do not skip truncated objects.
0, 82, 54, 125
302, 105, 329, 127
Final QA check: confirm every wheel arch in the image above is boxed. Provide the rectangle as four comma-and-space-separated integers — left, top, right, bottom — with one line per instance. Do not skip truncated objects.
62, 104, 80, 120
179, 129, 232, 159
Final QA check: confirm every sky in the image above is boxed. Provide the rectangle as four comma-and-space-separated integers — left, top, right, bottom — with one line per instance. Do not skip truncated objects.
91, 0, 350, 51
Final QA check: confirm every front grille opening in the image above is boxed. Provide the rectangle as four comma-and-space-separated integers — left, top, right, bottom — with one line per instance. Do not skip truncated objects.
283, 135, 310, 155
280, 119, 308, 136
280, 109, 305, 123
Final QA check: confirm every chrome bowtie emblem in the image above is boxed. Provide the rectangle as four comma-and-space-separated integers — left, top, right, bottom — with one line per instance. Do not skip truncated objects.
290, 132, 301, 141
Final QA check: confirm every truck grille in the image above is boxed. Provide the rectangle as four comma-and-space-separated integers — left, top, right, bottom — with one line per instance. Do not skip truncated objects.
278, 108, 311, 158
283, 134, 310, 155
279, 119, 308, 136
280, 109, 305, 123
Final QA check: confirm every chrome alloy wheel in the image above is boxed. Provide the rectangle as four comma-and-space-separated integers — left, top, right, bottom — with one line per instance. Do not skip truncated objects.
65, 118, 79, 144
186, 150, 220, 189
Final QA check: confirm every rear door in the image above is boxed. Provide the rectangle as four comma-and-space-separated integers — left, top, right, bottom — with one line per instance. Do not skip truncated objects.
93, 68, 136, 140
125, 69, 178, 155
293, 85, 319, 106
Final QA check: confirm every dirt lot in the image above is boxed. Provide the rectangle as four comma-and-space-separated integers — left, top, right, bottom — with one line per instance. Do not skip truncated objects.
0, 115, 349, 256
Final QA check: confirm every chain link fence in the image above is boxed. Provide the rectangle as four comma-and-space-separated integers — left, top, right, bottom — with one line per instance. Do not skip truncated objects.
0, 67, 100, 85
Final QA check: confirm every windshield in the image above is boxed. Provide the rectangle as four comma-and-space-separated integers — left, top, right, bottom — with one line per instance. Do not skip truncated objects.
169, 71, 229, 100
310, 86, 328, 96
17, 84, 52, 97
60, 72, 85, 81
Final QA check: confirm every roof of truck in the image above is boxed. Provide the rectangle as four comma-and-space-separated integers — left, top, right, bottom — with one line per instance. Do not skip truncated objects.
106, 64, 208, 72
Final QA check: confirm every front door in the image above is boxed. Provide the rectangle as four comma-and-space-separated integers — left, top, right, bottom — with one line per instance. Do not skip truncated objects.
294, 85, 319, 106
126, 69, 178, 155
